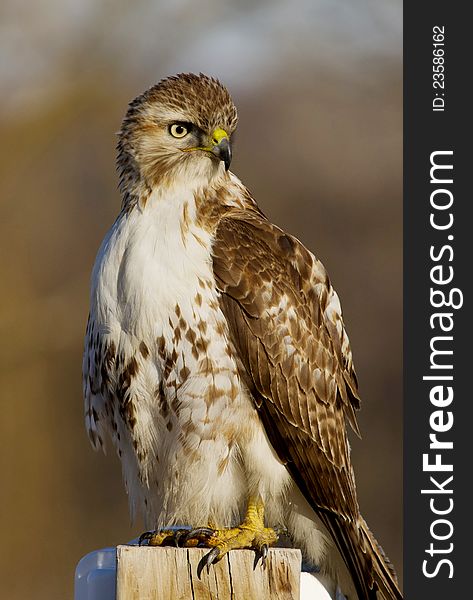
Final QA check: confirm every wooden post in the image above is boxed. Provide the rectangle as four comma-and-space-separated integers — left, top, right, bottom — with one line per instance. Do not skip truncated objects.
116, 545, 301, 600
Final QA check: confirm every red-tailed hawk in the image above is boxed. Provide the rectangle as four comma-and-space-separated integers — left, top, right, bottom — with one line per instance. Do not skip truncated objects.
83, 73, 402, 600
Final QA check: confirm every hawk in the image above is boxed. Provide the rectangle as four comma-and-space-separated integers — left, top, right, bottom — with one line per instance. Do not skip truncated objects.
83, 73, 402, 600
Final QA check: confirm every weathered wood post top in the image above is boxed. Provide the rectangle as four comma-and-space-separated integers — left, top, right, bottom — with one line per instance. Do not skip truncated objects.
116, 546, 302, 600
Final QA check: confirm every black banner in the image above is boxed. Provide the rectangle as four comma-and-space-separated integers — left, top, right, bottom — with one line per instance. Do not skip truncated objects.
404, 4, 471, 598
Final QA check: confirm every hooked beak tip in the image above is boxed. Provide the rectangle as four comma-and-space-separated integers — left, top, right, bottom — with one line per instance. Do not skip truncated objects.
211, 137, 232, 171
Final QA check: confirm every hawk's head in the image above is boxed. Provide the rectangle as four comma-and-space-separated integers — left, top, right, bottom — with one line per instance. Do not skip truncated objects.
117, 73, 238, 194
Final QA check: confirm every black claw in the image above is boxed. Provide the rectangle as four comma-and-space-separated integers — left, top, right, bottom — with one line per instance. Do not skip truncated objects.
253, 544, 269, 570
261, 544, 269, 570
182, 527, 215, 546
197, 547, 221, 579
174, 530, 187, 547
138, 531, 154, 546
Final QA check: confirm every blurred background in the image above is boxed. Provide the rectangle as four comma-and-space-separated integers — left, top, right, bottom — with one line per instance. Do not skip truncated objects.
0, 1, 402, 598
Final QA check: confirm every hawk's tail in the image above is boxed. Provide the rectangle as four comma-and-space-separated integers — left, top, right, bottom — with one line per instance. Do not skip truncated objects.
360, 517, 403, 600
321, 512, 403, 600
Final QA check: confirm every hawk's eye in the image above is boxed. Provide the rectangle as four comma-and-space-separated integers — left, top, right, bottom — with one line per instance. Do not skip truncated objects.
169, 124, 189, 138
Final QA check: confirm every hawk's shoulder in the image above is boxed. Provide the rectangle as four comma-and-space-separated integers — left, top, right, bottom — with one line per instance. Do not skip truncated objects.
212, 210, 360, 431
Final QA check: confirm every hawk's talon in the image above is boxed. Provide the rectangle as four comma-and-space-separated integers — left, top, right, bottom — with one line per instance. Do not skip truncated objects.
253, 544, 264, 570
197, 547, 221, 579
172, 529, 189, 546
138, 527, 192, 547
184, 496, 278, 576
140, 498, 277, 577
262, 544, 268, 560
253, 543, 269, 570
181, 527, 215, 546
138, 531, 154, 546
261, 543, 269, 565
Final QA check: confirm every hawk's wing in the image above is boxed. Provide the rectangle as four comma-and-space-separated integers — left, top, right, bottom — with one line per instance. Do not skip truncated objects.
212, 211, 401, 600
82, 315, 115, 453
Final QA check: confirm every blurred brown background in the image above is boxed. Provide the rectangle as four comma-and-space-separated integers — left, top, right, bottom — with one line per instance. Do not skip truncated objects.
0, 1, 402, 598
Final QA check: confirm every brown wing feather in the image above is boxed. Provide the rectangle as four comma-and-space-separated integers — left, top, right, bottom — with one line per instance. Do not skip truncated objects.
212, 211, 402, 600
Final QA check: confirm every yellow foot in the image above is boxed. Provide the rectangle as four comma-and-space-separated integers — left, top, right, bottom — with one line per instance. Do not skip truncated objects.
182, 496, 279, 578
186, 523, 279, 577
138, 527, 197, 547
